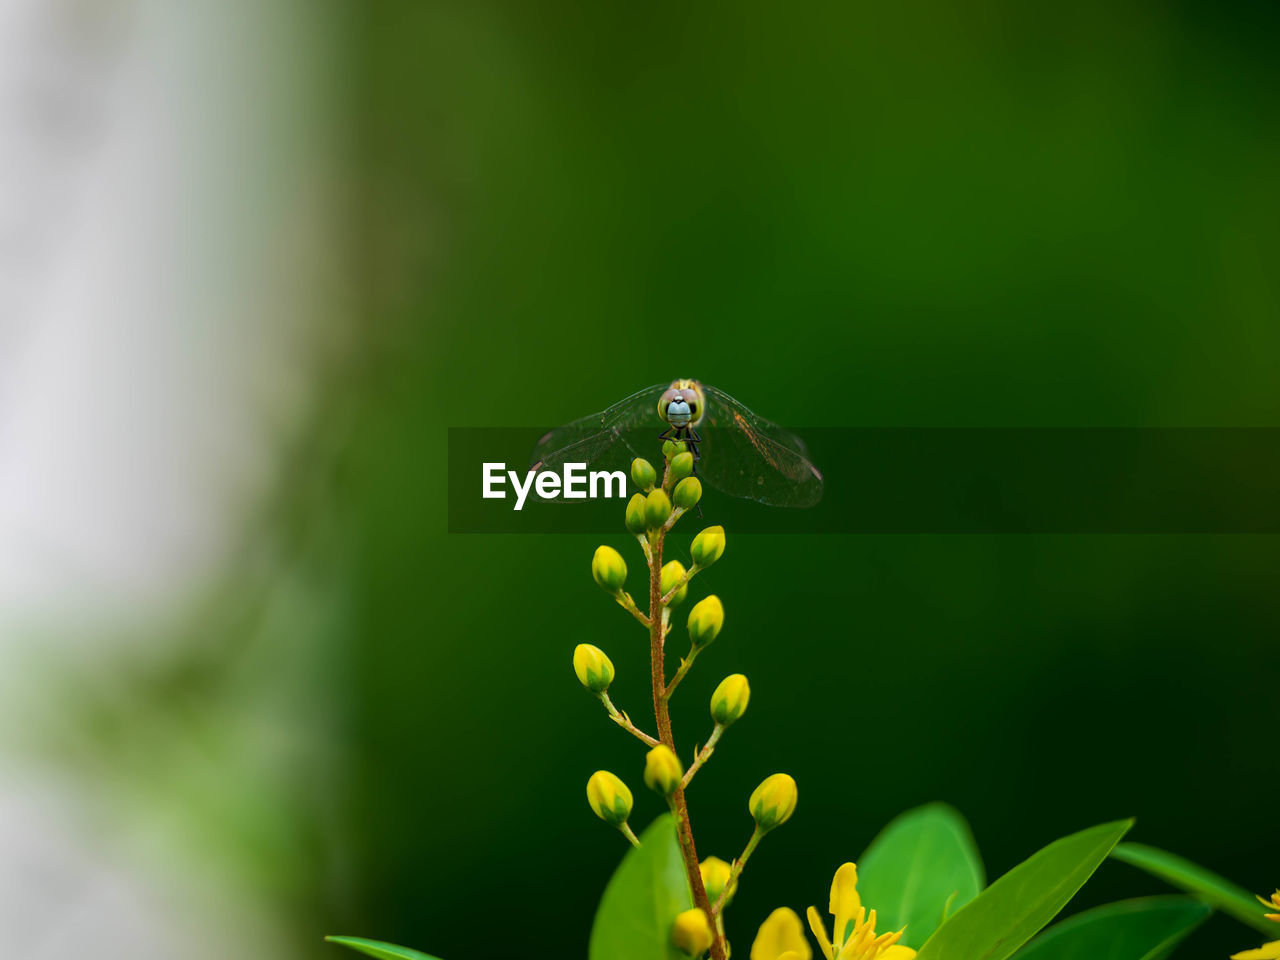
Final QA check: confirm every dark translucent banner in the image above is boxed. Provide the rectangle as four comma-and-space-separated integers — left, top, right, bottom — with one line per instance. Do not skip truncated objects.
448, 427, 1280, 534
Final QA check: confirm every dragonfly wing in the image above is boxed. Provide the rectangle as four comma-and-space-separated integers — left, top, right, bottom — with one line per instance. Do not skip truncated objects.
699, 385, 823, 507
529, 383, 668, 471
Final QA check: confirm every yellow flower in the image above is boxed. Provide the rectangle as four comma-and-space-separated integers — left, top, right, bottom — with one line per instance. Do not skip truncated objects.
591, 545, 627, 593
1230, 890, 1280, 960
806, 863, 915, 960
585, 770, 633, 827
573, 643, 615, 694
1233, 945, 1280, 960
672, 908, 714, 956
701, 856, 736, 906
1258, 890, 1280, 923
749, 773, 798, 832
751, 907, 812, 960
644, 744, 684, 796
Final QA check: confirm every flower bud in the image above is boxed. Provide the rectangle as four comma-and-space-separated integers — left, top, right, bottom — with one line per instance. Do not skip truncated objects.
644, 744, 683, 796
673, 477, 702, 510
660, 560, 689, 606
631, 458, 657, 491
669, 451, 695, 481
749, 773, 798, 832
687, 595, 724, 648
710, 674, 750, 726
625, 494, 648, 535
591, 545, 627, 594
573, 644, 615, 695
690, 525, 725, 568
700, 856, 735, 906
662, 439, 688, 461
671, 908, 714, 957
586, 770, 633, 827
645, 489, 672, 528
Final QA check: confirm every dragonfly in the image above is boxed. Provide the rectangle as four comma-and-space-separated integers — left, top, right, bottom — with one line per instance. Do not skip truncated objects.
530, 379, 823, 507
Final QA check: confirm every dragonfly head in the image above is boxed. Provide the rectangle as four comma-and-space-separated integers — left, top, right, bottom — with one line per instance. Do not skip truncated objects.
658, 379, 705, 428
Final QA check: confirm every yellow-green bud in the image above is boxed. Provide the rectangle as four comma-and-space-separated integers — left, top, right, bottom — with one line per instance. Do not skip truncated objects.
749, 773, 798, 832
690, 525, 725, 568
671, 908, 714, 957
645, 489, 672, 528
687, 595, 724, 648
644, 744, 683, 796
631, 458, 657, 491
586, 770, 633, 827
573, 643, 615, 695
670, 451, 695, 481
700, 856, 736, 906
673, 477, 702, 509
625, 493, 648, 535
662, 439, 687, 461
660, 560, 689, 606
591, 545, 627, 594
710, 674, 750, 726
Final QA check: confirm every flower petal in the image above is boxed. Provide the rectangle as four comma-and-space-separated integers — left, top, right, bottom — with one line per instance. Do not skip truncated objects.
1232, 942, 1280, 960
751, 907, 813, 960
829, 863, 861, 949
881, 946, 917, 960
807, 905, 835, 960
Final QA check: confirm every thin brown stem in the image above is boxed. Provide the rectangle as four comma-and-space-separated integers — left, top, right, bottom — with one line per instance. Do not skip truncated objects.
648, 529, 728, 960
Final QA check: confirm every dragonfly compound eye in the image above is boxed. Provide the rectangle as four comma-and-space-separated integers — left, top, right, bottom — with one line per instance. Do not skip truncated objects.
657, 388, 681, 423
678, 389, 700, 422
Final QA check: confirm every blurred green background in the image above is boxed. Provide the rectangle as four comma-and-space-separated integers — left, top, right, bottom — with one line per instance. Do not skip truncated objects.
339, 1, 1279, 955
18, 0, 1280, 958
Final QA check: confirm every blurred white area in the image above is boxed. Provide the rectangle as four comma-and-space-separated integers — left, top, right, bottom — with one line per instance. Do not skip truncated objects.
0, 0, 345, 956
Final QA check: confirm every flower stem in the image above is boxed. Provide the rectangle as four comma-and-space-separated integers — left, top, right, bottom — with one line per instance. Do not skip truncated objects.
712, 827, 762, 917
662, 647, 701, 700
659, 563, 699, 606
619, 823, 641, 848
680, 724, 723, 789
599, 693, 660, 747
617, 592, 651, 628
648, 528, 728, 960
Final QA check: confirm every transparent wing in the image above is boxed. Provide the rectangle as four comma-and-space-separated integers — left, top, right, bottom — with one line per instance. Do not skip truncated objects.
699, 385, 823, 508
529, 382, 669, 475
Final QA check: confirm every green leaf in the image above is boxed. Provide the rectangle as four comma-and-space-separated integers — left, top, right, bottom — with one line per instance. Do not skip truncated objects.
589, 814, 694, 960
324, 936, 443, 960
915, 819, 1133, 960
1112, 842, 1274, 935
857, 802, 986, 948
1013, 897, 1210, 960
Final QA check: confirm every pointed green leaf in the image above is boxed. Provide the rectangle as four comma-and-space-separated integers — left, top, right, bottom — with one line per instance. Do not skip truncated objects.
1013, 897, 1210, 960
324, 935, 443, 960
1112, 842, 1274, 934
589, 814, 695, 960
858, 802, 986, 948
915, 819, 1133, 960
